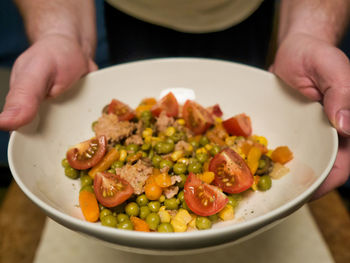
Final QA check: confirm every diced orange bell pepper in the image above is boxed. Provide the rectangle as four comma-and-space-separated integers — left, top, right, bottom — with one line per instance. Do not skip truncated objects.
130, 216, 150, 232
79, 190, 100, 222
247, 146, 262, 175
271, 146, 293, 164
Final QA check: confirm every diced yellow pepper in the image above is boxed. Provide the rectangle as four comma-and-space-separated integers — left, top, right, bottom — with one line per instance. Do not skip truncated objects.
176, 119, 186, 126
196, 147, 207, 155
171, 151, 184, 162
171, 219, 187, 232
198, 171, 215, 184
177, 158, 189, 165
119, 149, 127, 162
204, 144, 213, 151
247, 146, 262, 175
158, 206, 171, 223
218, 205, 235, 221
171, 209, 192, 232
266, 149, 273, 158
254, 135, 268, 147
215, 117, 222, 123
142, 128, 153, 138
188, 214, 197, 228
165, 126, 176, 137
225, 136, 236, 146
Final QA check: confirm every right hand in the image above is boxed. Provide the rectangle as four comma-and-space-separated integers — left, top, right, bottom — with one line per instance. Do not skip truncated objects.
0, 34, 97, 130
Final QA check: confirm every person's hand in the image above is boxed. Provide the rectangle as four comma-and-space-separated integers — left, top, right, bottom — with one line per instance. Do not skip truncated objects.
0, 34, 97, 130
270, 33, 350, 199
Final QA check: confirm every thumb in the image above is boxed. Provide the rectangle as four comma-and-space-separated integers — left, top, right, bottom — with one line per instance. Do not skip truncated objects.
310, 46, 350, 136
0, 53, 53, 131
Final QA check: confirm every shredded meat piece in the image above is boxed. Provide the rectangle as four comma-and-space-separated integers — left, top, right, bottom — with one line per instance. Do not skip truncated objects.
125, 134, 143, 145
175, 140, 191, 152
163, 186, 179, 199
171, 175, 182, 185
94, 114, 136, 143
115, 160, 153, 195
155, 111, 175, 132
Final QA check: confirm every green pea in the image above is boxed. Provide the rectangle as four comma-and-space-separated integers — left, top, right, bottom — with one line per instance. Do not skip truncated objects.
61, 158, 70, 168
258, 175, 272, 191
139, 206, 151, 220
116, 213, 129, 223
91, 121, 98, 131
135, 195, 148, 207
157, 223, 174, 233
173, 163, 187, 175
187, 162, 202, 174
152, 155, 162, 168
141, 110, 152, 121
146, 213, 160, 230
80, 185, 94, 193
227, 196, 239, 209
177, 191, 185, 203
111, 161, 124, 169
100, 209, 112, 220
148, 201, 161, 212
199, 136, 210, 146
64, 166, 79, 179
148, 149, 154, 160
164, 137, 175, 145
181, 201, 191, 211
114, 144, 123, 150
196, 152, 208, 163
208, 214, 219, 222
141, 151, 148, 158
196, 216, 212, 230
210, 145, 221, 156
141, 143, 151, 151
126, 144, 139, 153
80, 175, 93, 187
159, 159, 173, 170
117, 220, 133, 230
170, 131, 185, 143
107, 168, 116, 174
155, 142, 174, 154
176, 174, 187, 189
80, 170, 89, 176
188, 158, 199, 165
164, 198, 179, 210
125, 202, 140, 216
101, 214, 118, 228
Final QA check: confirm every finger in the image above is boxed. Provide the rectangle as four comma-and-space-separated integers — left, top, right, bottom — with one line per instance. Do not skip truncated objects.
308, 46, 350, 136
311, 136, 350, 200
0, 53, 54, 130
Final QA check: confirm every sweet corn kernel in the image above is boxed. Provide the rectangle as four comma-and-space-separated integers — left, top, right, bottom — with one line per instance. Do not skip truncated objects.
218, 205, 235, 221
254, 135, 268, 147
119, 149, 127, 162
171, 151, 184, 162
159, 195, 166, 203
196, 147, 207, 155
158, 208, 171, 223
225, 136, 237, 146
165, 126, 176, 137
204, 144, 213, 151
188, 214, 197, 228
176, 119, 186, 126
144, 136, 152, 144
215, 117, 222, 123
266, 149, 273, 158
142, 128, 153, 138
171, 218, 187, 232
159, 205, 166, 212
186, 144, 194, 152
198, 171, 215, 184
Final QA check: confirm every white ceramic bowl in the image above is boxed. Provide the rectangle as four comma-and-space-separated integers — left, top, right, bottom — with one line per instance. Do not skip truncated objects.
8, 58, 337, 255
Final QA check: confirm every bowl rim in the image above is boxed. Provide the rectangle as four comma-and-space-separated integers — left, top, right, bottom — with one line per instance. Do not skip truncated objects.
8, 57, 339, 246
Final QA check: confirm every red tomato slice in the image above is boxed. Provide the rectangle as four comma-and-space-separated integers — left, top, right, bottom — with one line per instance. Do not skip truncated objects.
184, 173, 228, 216
222, 113, 252, 137
182, 100, 214, 135
66, 135, 107, 170
108, 99, 135, 121
209, 148, 253, 194
151, 92, 179, 117
94, 172, 134, 207
207, 104, 223, 118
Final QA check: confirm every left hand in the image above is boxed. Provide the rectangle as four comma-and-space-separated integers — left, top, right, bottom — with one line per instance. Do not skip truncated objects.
270, 33, 350, 199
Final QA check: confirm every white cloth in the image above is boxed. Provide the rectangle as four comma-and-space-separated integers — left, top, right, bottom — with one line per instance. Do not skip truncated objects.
105, 0, 264, 33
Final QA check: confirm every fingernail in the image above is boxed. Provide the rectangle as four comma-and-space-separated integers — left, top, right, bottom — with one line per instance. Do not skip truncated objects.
336, 109, 350, 135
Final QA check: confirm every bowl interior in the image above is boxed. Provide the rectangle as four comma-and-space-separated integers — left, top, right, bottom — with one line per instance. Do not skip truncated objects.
8, 58, 337, 251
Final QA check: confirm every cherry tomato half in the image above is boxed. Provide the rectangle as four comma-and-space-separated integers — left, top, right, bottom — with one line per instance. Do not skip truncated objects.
207, 104, 223, 118
151, 92, 179, 117
94, 172, 134, 207
209, 148, 253, 194
108, 99, 135, 121
182, 100, 214, 135
66, 135, 107, 170
222, 113, 252, 137
184, 173, 228, 216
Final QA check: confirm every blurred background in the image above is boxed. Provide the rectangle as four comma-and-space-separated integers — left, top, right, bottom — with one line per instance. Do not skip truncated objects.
0, 0, 349, 210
